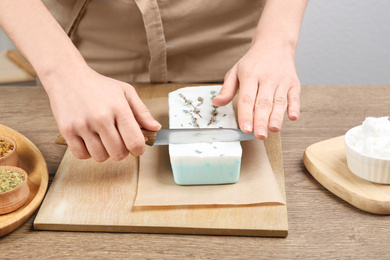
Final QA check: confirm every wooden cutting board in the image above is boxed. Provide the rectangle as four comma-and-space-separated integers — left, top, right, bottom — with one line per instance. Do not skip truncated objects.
304, 135, 390, 214
34, 132, 288, 237
34, 85, 288, 236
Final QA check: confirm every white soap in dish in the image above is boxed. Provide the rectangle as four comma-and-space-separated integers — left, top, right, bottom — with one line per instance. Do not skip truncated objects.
168, 85, 242, 185
345, 117, 390, 184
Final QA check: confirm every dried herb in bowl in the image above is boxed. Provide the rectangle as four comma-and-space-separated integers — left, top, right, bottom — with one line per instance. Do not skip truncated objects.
0, 169, 25, 193
0, 139, 14, 158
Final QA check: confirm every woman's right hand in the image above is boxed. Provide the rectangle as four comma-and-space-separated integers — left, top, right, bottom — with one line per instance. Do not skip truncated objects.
42, 66, 161, 162
1, 1, 161, 162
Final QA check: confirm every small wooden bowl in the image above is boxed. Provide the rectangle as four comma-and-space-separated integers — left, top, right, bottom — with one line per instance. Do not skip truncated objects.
0, 134, 19, 167
0, 166, 30, 215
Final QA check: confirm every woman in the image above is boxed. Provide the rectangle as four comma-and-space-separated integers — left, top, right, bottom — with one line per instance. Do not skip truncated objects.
0, 0, 307, 162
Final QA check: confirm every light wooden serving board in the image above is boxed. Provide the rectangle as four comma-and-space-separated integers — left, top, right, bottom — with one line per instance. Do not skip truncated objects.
6, 49, 37, 77
34, 132, 288, 237
304, 135, 390, 214
0, 124, 49, 237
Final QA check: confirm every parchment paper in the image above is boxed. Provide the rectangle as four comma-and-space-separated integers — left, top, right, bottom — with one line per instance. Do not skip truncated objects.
134, 97, 285, 206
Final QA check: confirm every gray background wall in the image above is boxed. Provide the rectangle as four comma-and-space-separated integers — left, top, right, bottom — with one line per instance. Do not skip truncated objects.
1, 0, 390, 85
0, 28, 15, 50
295, 0, 390, 85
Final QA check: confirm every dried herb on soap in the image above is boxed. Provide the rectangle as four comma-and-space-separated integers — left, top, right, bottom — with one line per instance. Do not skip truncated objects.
208, 91, 219, 126
0, 139, 14, 158
197, 97, 204, 106
178, 90, 223, 128
0, 170, 25, 193
179, 93, 203, 118
191, 117, 199, 127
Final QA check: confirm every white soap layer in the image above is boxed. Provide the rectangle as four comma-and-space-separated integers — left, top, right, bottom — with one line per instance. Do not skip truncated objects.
168, 85, 242, 185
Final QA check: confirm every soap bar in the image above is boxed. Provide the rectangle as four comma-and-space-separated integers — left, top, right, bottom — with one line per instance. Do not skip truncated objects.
168, 85, 242, 185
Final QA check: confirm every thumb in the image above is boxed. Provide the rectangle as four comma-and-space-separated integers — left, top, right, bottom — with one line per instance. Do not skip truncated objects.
124, 84, 162, 131
212, 65, 239, 107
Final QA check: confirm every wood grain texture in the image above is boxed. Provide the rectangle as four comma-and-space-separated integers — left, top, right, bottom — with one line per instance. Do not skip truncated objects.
34, 85, 288, 237
35, 145, 287, 236
1, 85, 390, 259
141, 129, 157, 146
304, 135, 390, 214
0, 124, 48, 237
0, 50, 35, 84
0, 166, 30, 215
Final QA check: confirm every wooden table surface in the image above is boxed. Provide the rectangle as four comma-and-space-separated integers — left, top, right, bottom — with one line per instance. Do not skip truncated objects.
0, 84, 389, 259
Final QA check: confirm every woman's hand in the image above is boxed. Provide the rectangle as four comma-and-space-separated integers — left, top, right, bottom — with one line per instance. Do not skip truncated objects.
43, 67, 161, 162
0, 1, 160, 162
212, 43, 300, 140
212, 0, 307, 140
1, 1, 162, 162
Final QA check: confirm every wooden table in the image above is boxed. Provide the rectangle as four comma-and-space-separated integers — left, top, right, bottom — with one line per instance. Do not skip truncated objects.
0, 84, 389, 259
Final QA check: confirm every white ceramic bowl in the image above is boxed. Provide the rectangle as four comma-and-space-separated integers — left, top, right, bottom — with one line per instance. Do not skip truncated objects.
345, 126, 390, 184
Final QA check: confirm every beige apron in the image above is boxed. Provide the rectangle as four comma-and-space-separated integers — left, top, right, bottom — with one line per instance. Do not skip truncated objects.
42, 0, 265, 83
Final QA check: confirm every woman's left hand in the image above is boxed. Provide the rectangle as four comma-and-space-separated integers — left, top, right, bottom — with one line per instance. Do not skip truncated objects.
212, 42, 301, 140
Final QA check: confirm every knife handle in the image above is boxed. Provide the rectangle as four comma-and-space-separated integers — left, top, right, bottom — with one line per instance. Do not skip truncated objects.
141, 129, 157, 146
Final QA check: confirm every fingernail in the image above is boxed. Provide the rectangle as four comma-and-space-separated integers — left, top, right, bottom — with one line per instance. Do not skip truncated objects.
290, 113, 298, 120
257, 127, 267, 139
212, 94, 220, 102
269, 120, 280, 131
152, 120, 162, 128
244, 121, 252, 132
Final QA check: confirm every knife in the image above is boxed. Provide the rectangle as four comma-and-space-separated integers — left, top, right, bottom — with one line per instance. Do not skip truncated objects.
141, 128, 256, 146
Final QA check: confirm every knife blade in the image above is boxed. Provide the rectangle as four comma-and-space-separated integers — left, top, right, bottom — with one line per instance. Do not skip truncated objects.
141, 128, 256, 146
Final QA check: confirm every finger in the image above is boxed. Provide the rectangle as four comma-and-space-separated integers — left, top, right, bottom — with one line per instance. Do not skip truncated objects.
115, 106, 146, 157
98, 123, 129, 161
268, 85, 289, 133
125, 86, 161, 131
82, 132, 110, 162
237, 75, 259, 133
253, 83, 276, 140
212, 65, 239, 107
85, 106, 129, 161
64, 135, 91, 160
287, 85, 301, 121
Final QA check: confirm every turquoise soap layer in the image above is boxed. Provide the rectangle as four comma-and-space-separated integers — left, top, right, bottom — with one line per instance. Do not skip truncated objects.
171, 160, 241, 185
